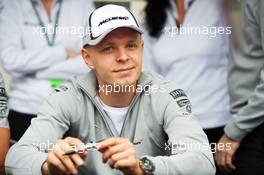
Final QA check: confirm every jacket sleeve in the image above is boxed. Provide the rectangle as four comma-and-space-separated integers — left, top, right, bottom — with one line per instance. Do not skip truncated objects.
4, 87, 77, 175
143, 85, 215, 175
224, 0, 264, 141
0, 0, 66, 77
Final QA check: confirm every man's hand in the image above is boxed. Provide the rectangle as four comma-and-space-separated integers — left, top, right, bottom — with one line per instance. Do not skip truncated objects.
66, 49, 80, 58
41, 137, 88, 175
97, 137, 144, 175
215, 133, 240, 174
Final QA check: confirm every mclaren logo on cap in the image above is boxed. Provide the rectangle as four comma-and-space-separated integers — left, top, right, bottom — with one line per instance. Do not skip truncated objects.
98, 16, 129, 27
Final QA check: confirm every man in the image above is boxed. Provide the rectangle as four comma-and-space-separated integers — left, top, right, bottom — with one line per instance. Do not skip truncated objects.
216, 0, 264, 174
0, 73, 9, 175
5, 5, 215, 175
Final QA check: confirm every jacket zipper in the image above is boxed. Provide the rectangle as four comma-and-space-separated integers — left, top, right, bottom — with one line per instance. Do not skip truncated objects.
79, 81, 152, 138
119, 92, 141, 137
119, 81, 153, 137
79, 86, 115, 137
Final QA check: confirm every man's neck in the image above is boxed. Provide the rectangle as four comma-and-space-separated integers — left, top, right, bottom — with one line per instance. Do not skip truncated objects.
98, 84, 136, 108
175, 0, 186, 25
41, 0, 52, 20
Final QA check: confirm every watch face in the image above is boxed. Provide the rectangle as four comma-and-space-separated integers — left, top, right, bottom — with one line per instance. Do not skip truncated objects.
141, 157, 155, 173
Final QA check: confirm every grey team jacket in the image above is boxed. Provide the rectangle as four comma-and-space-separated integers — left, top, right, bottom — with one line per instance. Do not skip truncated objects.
225, 0, 264, 141
5, 71, 215, 175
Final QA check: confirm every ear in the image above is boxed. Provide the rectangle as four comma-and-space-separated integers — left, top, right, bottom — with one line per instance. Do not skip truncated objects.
81, 47, 95, 69
141, 39, 144, 49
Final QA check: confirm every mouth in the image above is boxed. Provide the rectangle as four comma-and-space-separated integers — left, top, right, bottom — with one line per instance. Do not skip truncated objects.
113, 67, 134, 73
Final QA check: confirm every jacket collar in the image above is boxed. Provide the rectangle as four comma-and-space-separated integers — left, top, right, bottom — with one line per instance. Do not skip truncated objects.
76, 71, 153, 98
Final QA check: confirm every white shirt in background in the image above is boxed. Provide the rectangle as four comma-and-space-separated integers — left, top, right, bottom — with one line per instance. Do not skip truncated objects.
143, 0, 231, 129
0, 0, 94, 115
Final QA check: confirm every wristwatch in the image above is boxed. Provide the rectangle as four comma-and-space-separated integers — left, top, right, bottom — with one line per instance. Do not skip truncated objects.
139, 157, 155, 175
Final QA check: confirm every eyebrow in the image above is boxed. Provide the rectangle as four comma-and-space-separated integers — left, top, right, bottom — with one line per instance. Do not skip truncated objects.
127, 40, 137, 43
101, 42, 114, 46
101, 39, 137, 46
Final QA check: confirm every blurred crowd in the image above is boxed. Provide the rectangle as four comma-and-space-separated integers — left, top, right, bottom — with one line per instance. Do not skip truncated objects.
0, 0, 263, 175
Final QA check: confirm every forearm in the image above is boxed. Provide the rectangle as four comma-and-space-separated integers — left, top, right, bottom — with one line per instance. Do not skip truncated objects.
1, 45, 67, 77
0, 128, 10, 175
226, 62, 264, 141
36, 56, 89, 80
5, 140, 48, 175
224, 90, 264, 141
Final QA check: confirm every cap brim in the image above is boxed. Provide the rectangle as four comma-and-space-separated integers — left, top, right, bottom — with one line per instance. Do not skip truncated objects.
84, 26, 143, 46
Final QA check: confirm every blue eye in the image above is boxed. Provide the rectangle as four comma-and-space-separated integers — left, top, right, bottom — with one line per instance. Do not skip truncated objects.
102, 47, 113, 53
127, 43, 137, 49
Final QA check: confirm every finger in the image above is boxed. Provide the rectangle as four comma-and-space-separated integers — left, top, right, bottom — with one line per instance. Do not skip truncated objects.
79, 150, 89, 159
102, 142, 132, 163
64, 137, 85, 149
47, 152, 68, 173
113, 157, 137, 169
110, 149, 135, 167
215, 151, 227, 174
97, 138, 129, 151
62, 141, 88, 172
60, 154, 78, 174
97, 137, 120, 151
225, 152, 236, 173
70, 154, 85, 167
216, 151, 228, 173
108, 159, 114, 169
215, 149, 225, 166
62, 137, 87, 160
217, 152, 232, 174
54, 143, 78, 174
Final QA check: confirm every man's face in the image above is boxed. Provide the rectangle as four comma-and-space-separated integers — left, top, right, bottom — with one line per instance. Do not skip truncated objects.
82, 27, 143, 87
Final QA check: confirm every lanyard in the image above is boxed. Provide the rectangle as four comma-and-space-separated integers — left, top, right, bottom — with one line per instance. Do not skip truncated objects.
30, 0, 63, 47
175, 0, 195, 29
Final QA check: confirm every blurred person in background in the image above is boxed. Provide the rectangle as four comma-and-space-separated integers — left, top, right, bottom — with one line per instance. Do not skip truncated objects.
0, 0, 94, 141
143, 0, 231, 174
0, 73, 9, 175
216, 0, 264, 174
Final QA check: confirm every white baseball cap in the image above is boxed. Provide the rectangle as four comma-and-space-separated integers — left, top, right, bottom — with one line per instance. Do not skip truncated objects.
82, 4, 143, 46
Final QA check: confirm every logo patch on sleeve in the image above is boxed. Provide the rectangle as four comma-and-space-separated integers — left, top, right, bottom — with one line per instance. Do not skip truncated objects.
186, 105, 192, 113
176, 98, 190, 107
0, 87, 5, 96
169, 89, 192, 113
0, 87, 8, 117
169, 89, 187, 99
55, 85, 69, 92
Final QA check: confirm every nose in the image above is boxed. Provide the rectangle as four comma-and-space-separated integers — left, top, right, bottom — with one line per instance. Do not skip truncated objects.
116, 48, 129, 62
